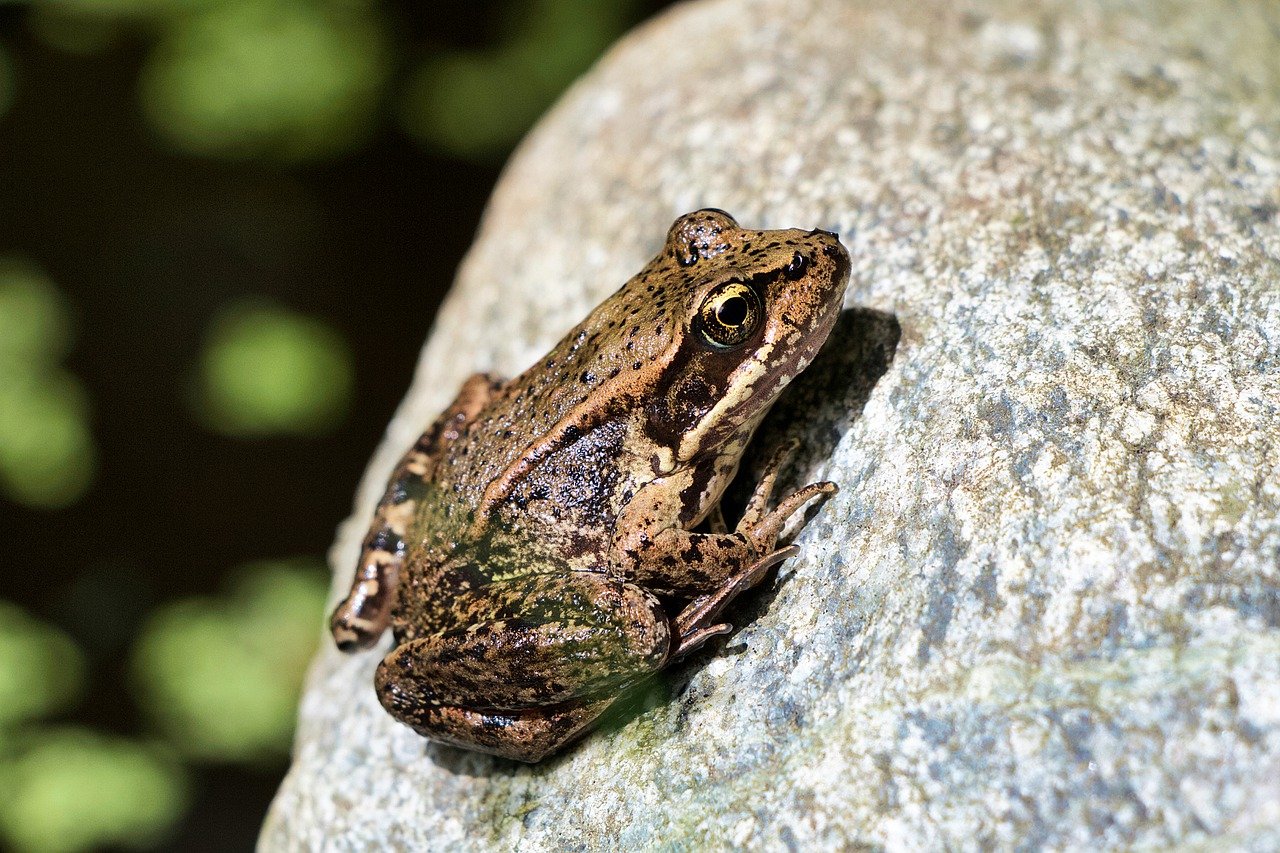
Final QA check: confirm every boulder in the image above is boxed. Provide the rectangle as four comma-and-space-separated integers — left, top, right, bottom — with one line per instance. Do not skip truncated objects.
263, 0, 1280, 847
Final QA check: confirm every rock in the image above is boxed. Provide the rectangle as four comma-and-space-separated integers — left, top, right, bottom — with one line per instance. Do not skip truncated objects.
262, 0, 1280, 848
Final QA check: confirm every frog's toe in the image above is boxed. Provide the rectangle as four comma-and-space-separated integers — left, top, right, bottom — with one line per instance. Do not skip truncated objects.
672, 544, 799, 656
673, 623, 733, 657
744, 480, 837, 552
393, 699, 616, 763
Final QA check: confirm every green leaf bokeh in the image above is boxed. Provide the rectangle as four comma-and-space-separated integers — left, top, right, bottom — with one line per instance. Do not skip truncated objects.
0, 262, 96, 509
0, 602, 84, 730
195, 301, 354, 436
140, 1, 388, 161
0, 729, 188, 853
132, 560, 330, 762
401, 0, 639, 158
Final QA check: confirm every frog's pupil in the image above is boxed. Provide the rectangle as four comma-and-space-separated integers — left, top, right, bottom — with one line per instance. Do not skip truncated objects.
717, 296, 749, 327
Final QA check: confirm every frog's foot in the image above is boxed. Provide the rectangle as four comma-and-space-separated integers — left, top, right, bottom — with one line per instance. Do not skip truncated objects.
670, 442, 837, 657
609, 440, 836, 601
671, 545, 798, 657
391, 697, 617, 763
741, 480, 837, 554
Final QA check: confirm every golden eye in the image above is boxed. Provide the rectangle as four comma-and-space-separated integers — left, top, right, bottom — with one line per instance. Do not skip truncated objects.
696, 282, 762, 349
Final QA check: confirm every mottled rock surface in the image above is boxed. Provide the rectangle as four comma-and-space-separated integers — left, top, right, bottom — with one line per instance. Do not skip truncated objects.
263, 0, 1280, 848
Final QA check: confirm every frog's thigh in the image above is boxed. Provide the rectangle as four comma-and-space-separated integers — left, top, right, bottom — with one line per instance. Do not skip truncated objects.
331, 372, 504, 651
375, 572, 670, 716
387, 697, 616, 763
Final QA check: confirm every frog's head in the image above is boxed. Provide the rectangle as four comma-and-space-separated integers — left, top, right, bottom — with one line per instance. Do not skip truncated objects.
646, 209, 850, 464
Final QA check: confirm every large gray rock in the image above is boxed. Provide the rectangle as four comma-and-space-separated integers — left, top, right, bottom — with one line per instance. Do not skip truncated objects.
263, 0, 1280, 848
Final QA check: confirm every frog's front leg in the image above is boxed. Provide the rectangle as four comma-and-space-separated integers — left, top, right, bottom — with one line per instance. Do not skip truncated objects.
374, 573, 670, 762
609, 442, 835, 650
330, 373, 503, 651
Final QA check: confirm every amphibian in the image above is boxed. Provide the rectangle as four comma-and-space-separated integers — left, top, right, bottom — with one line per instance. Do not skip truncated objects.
331, 209, 850, 761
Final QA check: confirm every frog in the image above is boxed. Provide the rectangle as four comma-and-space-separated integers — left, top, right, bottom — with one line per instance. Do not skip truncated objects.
330, 209, 850, 762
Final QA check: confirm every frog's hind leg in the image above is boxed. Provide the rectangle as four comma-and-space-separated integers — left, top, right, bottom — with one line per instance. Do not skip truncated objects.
373, 572, 671, 761
330, 373, 502, 651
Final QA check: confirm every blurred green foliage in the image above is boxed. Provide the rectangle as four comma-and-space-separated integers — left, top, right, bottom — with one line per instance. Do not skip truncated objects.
0, 263, 71, 365
0, 564, 327, 850
141, 1, 387, 161
0, 602, 186, 853
401, 0, 638, 158
24, 3, 127, 55
132, 560, 330, 762
0, 262, 96, 509
194, 301, 353, 436
21, 0, 643, 162
0, 602, 84, 730
0, 729, 187, 853
1, 0, 654, 846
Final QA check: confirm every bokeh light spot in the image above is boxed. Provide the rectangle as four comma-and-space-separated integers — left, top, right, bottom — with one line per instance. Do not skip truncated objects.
0, 602, 85, 730
0, 372, 96, 509
131, 559, 329, 762
0, 729, 187, 853
26, 7, 125, 57
195, 301, 353, 436
0, 262, 96, 509
31, 0, 219, 15
0, 259, 71, 364
400, 0, 635, 159
139, 1, 386, 161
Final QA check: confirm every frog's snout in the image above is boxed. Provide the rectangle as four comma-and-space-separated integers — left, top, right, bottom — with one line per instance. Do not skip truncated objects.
813, 230, 851, 275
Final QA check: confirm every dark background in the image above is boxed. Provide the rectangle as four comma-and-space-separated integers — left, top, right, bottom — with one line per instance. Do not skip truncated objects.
0, 2, 674, 849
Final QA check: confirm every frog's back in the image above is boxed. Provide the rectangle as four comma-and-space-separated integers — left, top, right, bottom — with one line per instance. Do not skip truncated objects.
435, 255, 688, 524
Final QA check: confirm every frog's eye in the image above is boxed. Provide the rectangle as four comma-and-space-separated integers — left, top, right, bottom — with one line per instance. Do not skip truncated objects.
696, 282, 762, 349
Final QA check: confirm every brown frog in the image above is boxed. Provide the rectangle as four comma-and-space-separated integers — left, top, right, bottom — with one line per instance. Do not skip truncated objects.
331, 209, 850, 762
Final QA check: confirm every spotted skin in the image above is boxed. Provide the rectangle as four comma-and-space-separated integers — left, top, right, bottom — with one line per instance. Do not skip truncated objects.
331, 210, 851, 761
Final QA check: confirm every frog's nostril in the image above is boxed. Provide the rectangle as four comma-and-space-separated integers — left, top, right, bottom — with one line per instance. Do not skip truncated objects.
783, 251, 810, 280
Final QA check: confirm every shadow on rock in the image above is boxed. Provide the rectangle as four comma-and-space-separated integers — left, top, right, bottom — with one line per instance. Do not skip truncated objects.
608, 307, 901, 757
756, 305, 901, 474
680, 305, 900, 651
